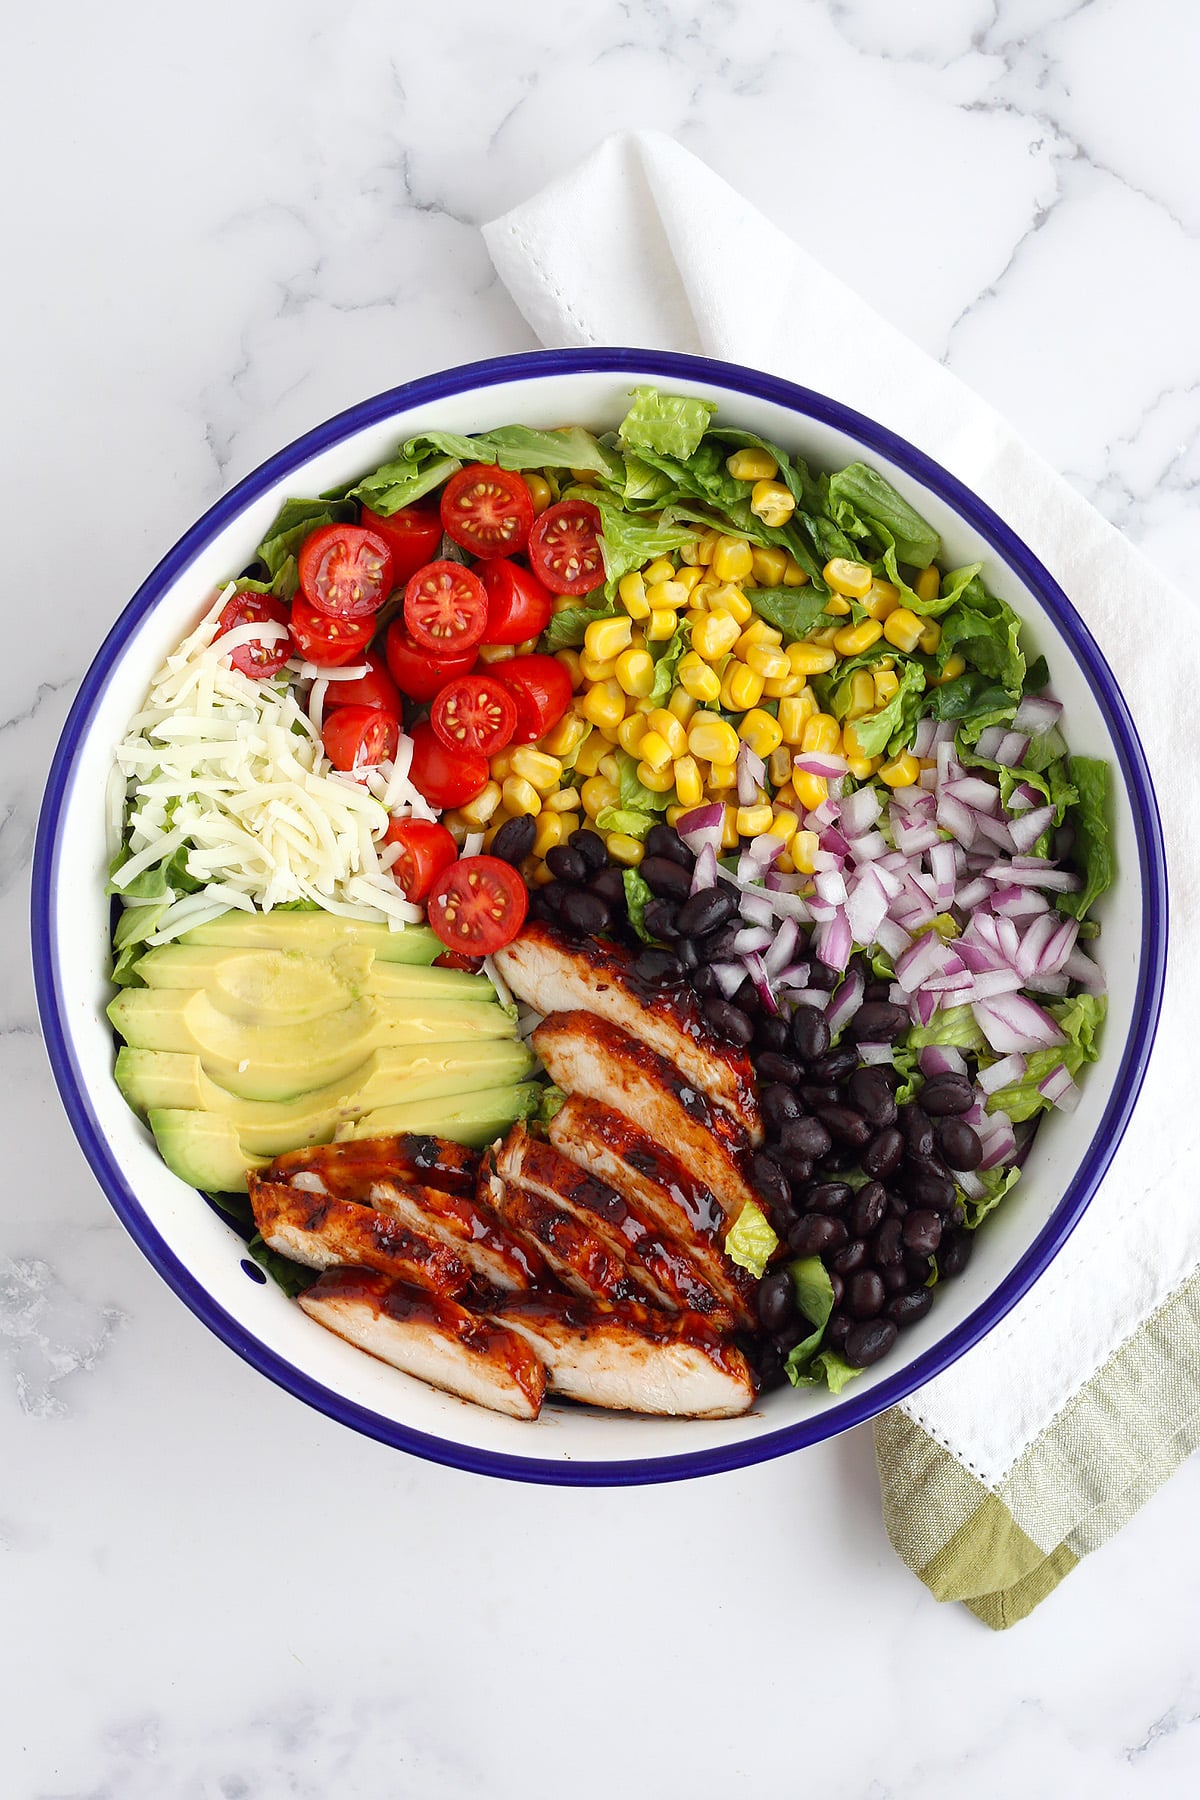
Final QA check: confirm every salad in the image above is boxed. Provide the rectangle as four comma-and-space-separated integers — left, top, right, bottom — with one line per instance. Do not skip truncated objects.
106, 386, 1111, 1416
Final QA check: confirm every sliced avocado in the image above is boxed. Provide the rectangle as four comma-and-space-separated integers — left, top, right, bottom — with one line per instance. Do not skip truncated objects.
178, 913, 441, 962
148, 1109, 270, 1193
134, 943, 493, 1010
341, 1081, 543, 1149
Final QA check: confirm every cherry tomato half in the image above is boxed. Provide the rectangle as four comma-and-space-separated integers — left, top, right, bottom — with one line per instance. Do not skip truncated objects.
320, 649, 402, 718
496, 653, 573, 744
215, 590, 291, 678
527, 500, 604, 596
440, 464, 535, 560
321, 705, 399, 773
478, 558, 554, 644
361, 504, 443, 584
404, 560, 489, 655
407, 720, 490, 810
290, 596, 376, 667
384, 817, 458, 903
298, 524, 394, 620
384, 619, 478, 704
427, 855, 529, 956
433, 949, 483, 972
431, 674, 518, 758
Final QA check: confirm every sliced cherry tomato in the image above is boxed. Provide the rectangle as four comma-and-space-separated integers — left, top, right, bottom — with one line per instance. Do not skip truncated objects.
290, 596, 376, 668
214, 590, 291, 678
427, 855, 529, 956
496, 653, 573, 745
298, 524, 394, 620
440, 464, 535, 559
383, 817, 458, 903
319, 649, 402, 718
404, 560, 489, 655
477, 559, 554, 644
384, 619, 478, 703
431, 674, 518, 758
407, 720, 490, 810
527, 499, 604, 596
321, 705, 399, 772
433, 949, 483, 972
361, 504, 443, 584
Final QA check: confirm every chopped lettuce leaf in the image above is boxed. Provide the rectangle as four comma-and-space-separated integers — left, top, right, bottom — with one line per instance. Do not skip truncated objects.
617, 749, 674, 813
906, 560, 983, 620
725, 1200, 779, 1279
348, 450, 461, 515
745, 585, 828, 644
960, 1165, 1021, 1231
783, 1256, 836, 1384
582, 492, 694, 592
983, 994, 1106, 1123
257, 497, 355, 578
594, 807, 655, 840
471, 424, 620, 481
542, 595, 616, 652
622, 869, 658, 944
904, 1004, 989, 1054
808, 1350, 863, 1395
825, 464, 940, 570
618, 388, 717, 460
929, 671, 1016, 729
1058, 757, 1113, 920
110, 903, 169, 986
936, 574, 1025, 692
845, 658, 926, 759
647, 617, 691, 705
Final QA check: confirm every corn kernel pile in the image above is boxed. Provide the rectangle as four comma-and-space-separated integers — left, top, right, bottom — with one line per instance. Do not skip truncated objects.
442, 448, 966, 884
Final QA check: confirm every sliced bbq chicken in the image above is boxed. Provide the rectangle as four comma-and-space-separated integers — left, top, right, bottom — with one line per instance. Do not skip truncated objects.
484, 1170, 650, 1307
247, 1176, 470, 1299
269, 1134, 479, 1199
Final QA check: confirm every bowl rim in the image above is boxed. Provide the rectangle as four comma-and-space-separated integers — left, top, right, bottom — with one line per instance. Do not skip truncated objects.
31, 347, 1169, 1486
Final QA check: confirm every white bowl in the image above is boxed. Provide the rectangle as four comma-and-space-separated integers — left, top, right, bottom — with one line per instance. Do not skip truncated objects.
32, 350, 1168, 1484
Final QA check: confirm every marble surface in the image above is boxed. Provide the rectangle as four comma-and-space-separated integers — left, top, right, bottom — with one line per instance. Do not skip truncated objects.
6, 1, 1200, 1793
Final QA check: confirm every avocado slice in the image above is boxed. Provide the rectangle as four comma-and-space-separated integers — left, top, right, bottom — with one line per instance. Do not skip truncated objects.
339, 1081, 543, 1149
133, 943, 494, 1018
177, 914, 441, 962
149, 1109, 270, 1193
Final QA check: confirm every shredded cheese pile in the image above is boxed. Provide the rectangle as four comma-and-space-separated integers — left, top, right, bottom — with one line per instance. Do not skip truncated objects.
109, 585, 434, 943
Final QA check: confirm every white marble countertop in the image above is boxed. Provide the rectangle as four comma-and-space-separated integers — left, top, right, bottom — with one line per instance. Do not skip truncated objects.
7, 2, 1200, 1793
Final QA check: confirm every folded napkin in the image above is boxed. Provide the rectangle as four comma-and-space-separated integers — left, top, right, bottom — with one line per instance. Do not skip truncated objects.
483, 131, 1198, 1627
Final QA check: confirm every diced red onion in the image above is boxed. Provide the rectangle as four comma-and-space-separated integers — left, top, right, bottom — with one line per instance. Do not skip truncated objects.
1008, 804, 1055, 855
763, 917, 801, 978
981, 861, 1081, 892
968, 966, 1024, 1001
1013, 695, 1062, 735
821, 824, 852, 859
954, 877, 994, 910
957, 1169, 986, 1202
858, 1043, 894, 1066
942, 774, 1000, 815
919, 1045, 968, 1079
825, 967, 864, 1037
814, 868, 848, 906
978, 1119, 1017, 1170
1007, 783, 1043, 814
738, 891, 776, 929
847, 829, 889, 863
894, 817, 943, 856
1038, 1063, 1081, 1112
973, 992, 1067, 1054
994, 730, 1030, 768
909, 988, 939, 1026
806, 800, 838, 831
874, 917, 912, 960
895, 934, 947, 991
912, 718, 938, 758
775, 962, 811, 990
977, 1052, 1026, 1094
791, 987, 831, 1011
811, 850, 844, 876
1025, 971, 1070, 996
928, 840, 957, 907
973, 726, 1007, 760
972, 811, 1015, 852
815, 908, 853, 972
736, 740, 766, 807
742, 950, 779, 1014
919, 765, 938, 792
676, 804, 724, 857
794, 751, 849, 780
846, 868, 890, 946
990, 884, 1050, 918
936, 792, 978, 848
1063, 945, 1106, 994
840, 787, 881, 836
710, 961, 746, 999
733, 925, 772, 956
690, 842, 718, 894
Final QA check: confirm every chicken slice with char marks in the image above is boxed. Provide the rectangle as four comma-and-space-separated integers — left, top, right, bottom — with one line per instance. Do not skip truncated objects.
268, 1133, 479, 1200
486, 1174, 651, 1307
493, 924, 762, 1143
247, 1176, 470, 1298
366, 1176, 545, 1292
300, 1268, 546, 1420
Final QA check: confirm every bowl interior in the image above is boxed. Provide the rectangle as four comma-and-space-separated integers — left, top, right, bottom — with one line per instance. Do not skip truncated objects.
35, 352, 1165, 1482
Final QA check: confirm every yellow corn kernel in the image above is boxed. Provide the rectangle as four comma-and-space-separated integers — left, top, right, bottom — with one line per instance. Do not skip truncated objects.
636, 760, 676, 793
841, 721, 867, 760
777, 691, 815, 743
532, 812, 567, 858
569, 466, 598, 487
751, 545, 788, 586
525, 473, 553, 514
691, 530, 721, 566
883, 608, 924, 653
749, 480, 796, 528
617, 571, 650, 620
773, 780, 799, 811
801, 713, 841, 754
918, 620, 942, 655
844, 670, 877, 720
706, 759, 738, 791
691, 610, 742, 660
688, 713, 740, 766
647, 608, 677, 642
598, 753, 620, 782
673, 754, 703, 808
833, 619, 884, 657
646, 579, 689, 613
573, 732, 609, 778
846, 755, 881, 780
617, 714, 647, 756
783, 557, 809, 587
720, 806, 741, 851
736, 618, 784, 654
646, 708, 687, 758
861, 579, 901, 621
501, 776, 542, 817
554, 648, 584, 692
789, 829, 820, 874
457, 780, 503, 828
736, 802, 775, 838
775, 852, 795, 874
529, 861, 556, 888
711, 535, 754, 583
544, 785, 582, 813
915, 565, 941, 604
678, 653, 722, 703
581, 775, 619, 819
490, 747, 519, 782
769, 746, 794, 788
707, 583, 754, 626
726, 446, 778, 482
822, 594, 853, 616
873, 669, 900, 707
579, 652, 618, 684
744, 642, 791, 681
640, 556, 674, 584
763, 673, 804, 700
787, 641, 837, 676
667, 687, 698, 726
738, 707, 784, 758
584, 616, 633, 663
720, 661, 765, 712
772, 805, 800, 839
689, 578, 721, 611
879, 752, 921, 789
936, 653, 967, 684
823, 557, 873, 599
541, 712, 587, 761
675, 563, 706, 594
510, 747, 563, 794
551, 593, 580, 614
477, 642, 516, 664
614, 646, 655, 699
580, 679, 626, 731
794, 770, 829, 812
604, 831, 643, 867
638, 730, 672, 772
666, 804, 687, 827
817, 628, 850, 650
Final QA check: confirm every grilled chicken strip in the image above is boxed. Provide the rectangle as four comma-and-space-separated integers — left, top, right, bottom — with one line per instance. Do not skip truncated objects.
268, 1134, 479, 1199
487, 1291, 755, 1419
493, 923, 762, 1143
367, 1176, 546, 1293
488, 1179, 651, 1307
532, 1012, 762, 1230
546, 1100, 756, 1327
495, 1125, 736, 1326
301, 1269, 546, 1420
247, 1177, 470, 1299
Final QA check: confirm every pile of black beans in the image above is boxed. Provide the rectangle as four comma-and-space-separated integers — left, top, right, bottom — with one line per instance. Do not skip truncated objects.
495, 817, 982, 1389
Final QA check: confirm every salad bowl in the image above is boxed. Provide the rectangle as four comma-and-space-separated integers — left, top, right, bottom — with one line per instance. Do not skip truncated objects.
31, 349, 1167, 1484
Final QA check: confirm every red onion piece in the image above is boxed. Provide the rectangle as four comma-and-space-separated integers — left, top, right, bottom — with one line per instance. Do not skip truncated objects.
942, 774, 1001, 815
972, 992, 1067, 1054
738, 891, 776, 929
741, 950, 779, 1014
791, 987, 831, 1011
1062, 945, 1106, 994
736, 740, 766, 807
763, 917, 801, 978
1007, 804, 1055, 855
980, 861, 1081, 892
874, 916, 912, 960
936, 792, 978, 848
846, 829, 888, 863
710, 961, 745, 999
977, 1052, 1026, 1094
973, 726, 1007, 760
732, 925, 772, 957
825, 967, 865, 1037
1013, 695, 1062, 735
954, 877, 995, 911
1038, 1062, 1081, 1111
794, 751, 849, 780
919, 1045, 968, 1078
840, 787, 882, 836
994, 730, 1030, 767
689, 842, 718, 895
815, 908, 853, 972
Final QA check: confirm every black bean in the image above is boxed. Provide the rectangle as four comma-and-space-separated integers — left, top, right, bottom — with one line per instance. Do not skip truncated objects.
902, 1210, 944, 1255
775, 1153, 813, 1186
526, 891, 553, 922
762, 1084, 802, 1134
690, 964, 719, 996
850, 1180, 888, 1238
827, 1271, 845, 1309
849, 1002, 907, 1044
827, 1312, 853, 1353
560, 888, 611, 936
633, 948, 684, 985
782, 1116, 831, 1160
864, 980, 893, 1003
846, 1270, 886, 1320
873, 1218, 904, 1267
938, 1230, 974, 1279
819, 1145, 859, 1174
538, 883, 566, 917
787, 1214, 848, 1256
569, 827, 608, 873
790, 1008, 832, 1061
491, 816, 537, 864
809, 1046, 860, 1085
675, 887, 737, 938
678, 939, 700, 973
702, 997, 753, 1045
756, 1269, 795, 1332
758, 1051, 807, 1087
774, 1319, 810, 1355
937, 1118, 983, 1171
750, 1153, 792, 1216
642, 897, 680, 941
800, 1083, 840, 1112
645, 822, 692, 867
881, 1263, 910, 1295
900, 1104, 935, 1160
754, 1013, 791, 1053
909, 1168, 956, 1214
920, 1073, 974, 1117
887, 1288, 933, 1329
886, 1189, 909, 1218
830, 1238, 869, 1277
817, 1104, 873, 1149
903, 1250, 932, 1285
755, 1340, 786, 1392
639, 855, 692, 901
697, 923, 740, 964
848, 1068, 897, 1129
861, 1126, 904, 1181
803, 1180, 853, 1215
589, 865, 625, 905
806, 963, 839, 992
843, 1318, 899, 1367
544, 843, 586, 883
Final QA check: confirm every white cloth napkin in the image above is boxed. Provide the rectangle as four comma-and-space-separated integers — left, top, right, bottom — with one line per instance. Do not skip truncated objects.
483, 132, 1198, 1600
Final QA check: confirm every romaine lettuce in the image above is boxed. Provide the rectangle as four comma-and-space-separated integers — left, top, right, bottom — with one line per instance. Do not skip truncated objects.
619, 388, 716, 460
726, 1200, 780, 1279
622, 869, 658, 944
1058, 757, 1113, 920
825, 463, 941, 569
982, 994, 1106, 1122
